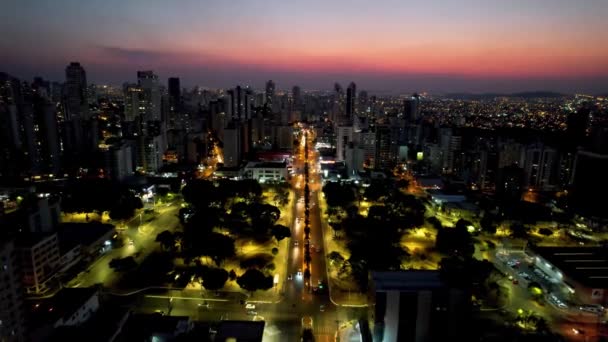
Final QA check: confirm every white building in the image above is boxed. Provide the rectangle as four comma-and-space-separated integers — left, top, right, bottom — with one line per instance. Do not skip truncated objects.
143, 135, 164, 173
336, 125, 354, 161
243, 161, 288, 182
16, 233, 61, 294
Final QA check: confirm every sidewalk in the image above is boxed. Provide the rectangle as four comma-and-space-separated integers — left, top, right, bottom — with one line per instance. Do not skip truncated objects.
317, 193, 368, 307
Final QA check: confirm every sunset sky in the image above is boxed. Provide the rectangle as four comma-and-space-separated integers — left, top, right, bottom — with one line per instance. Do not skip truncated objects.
1, 0, 607, 93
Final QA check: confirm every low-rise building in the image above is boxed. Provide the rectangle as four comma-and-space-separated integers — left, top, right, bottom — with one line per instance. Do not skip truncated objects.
243, 161, 288, 182
527, 246, 608, 305
29, 287, 100, 342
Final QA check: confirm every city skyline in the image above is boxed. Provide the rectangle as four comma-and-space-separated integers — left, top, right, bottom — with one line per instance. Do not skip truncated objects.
2, 0, 608, 94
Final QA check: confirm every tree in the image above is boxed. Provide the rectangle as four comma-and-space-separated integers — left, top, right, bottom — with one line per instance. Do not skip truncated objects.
155, 230, 175, 251
236, 269, 274, 292
480, 214, 497, 234
271, 247, 279, 255
455, 219, 474, 232
271, 225, 291, 241
327, 251, 344, 267
201, 267, 229, 290
427, 217, 443, 231
187, 232, 236, 266
538, 228, 553, 236
364, 180, 390, 201
109, 256, 137, 271
329, 222, 342, 238
435, 225, 474, 259
229, 269, 237, 281
510, 222, 529, 238
322, 183, 355, 208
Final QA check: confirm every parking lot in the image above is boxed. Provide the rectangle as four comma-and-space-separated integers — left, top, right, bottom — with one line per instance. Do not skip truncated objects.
495, 250, 585, 313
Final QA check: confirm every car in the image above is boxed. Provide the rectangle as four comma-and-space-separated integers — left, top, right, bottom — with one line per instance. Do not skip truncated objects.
572, 328, 584, 335
288, 274, 293, 280
245, 303, 256, 310
297, 269, 302, 277
320, 305, 325, 312
315, 247, 321, 253
247, 310, 257, 316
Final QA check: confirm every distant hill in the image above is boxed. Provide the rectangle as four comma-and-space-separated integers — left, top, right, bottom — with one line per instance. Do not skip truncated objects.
444, 91, 565, 100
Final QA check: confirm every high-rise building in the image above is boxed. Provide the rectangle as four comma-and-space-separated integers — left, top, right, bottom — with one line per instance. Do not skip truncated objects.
227, 85, 253, 122
570, 150, 608, 217
336, 125, 354, 161
123, 82, 147, 124
404, 94, 421, 123
371, 271, 469, 342
223, 123, 241, 167
523, 144, 558, 190
265, 80, 275, 109
15, 233, 61, 294
375, 125, 395, 169
346, 82, 356, 121
358, 90, 369, 114
168, 77, 181, 111
0, 239, 26, 342
137, 71, 161, 122
64, 62, 89, 121
0, 73, 26, 176
292, 85, 301, 109
30, 94, 61, 174
496, 163, 524, 203
566, 107, 590, 149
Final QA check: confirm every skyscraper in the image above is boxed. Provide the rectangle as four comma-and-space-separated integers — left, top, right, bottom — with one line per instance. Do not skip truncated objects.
64, 62, 89, 121
265, 80, 275, 108
0, 73, 25, 176
137, 71, 161, 122
404, 94, 421, 123
346, 82, 356, 120
566, 106, 590, 149
168, 77, 181, 112
227, 85, 252, 121
292, 85, 301, 108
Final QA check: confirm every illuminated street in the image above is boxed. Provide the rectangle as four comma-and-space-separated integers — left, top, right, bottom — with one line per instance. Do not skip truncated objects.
67, 201, 181, 288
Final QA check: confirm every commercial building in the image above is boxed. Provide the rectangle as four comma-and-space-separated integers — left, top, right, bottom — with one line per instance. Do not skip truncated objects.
243, 161, 288, 182
371, 270, 469, 342
527, 246, 608, 305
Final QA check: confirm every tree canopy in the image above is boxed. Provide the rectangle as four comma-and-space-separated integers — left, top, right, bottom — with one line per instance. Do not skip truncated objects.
236, 269, 274, 292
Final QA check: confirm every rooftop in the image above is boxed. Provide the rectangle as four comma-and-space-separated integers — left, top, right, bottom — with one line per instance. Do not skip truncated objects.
215, 320, 265, 342
29, 287, 99, 326
246, 161, 288, 169
532, 246, 608, 288
15, 232, 56, 248
57, 222, 114, 251
371, 270, 445, 292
